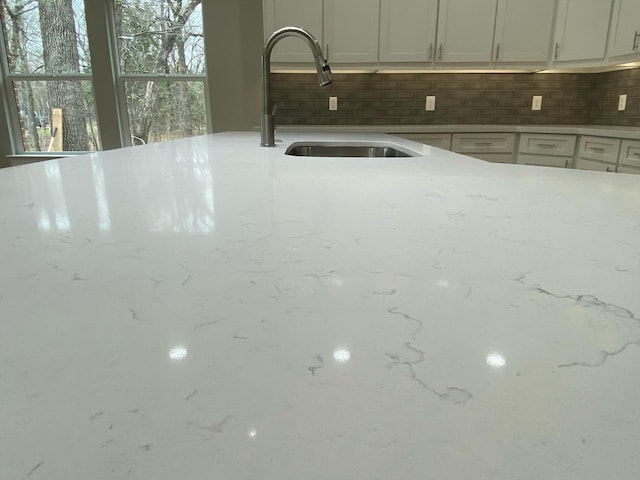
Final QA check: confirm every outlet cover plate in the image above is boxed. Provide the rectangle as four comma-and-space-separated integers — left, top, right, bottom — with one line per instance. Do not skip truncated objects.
425, 96, 436, 111
329, 97, 338, 111
618, 94, 627, 111
532, 96, 542, 111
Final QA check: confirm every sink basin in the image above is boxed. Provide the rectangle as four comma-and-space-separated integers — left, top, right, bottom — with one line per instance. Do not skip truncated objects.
285, 141, 417, 157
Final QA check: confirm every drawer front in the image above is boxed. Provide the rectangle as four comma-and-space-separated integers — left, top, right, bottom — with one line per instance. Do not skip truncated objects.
618, 165, 640, 175
518, 134, 576, 156
576, 158, 616, 172
397, 133, 452, 150
618, 140, 640, 168
578, 136, 621, 163
517, 153, 571, 168
452, 133, 515, 153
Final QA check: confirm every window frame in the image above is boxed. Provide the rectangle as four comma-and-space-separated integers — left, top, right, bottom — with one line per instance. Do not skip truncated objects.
0, 1, 98, 155
104, 0, 210, 147
0, 0, 212, 157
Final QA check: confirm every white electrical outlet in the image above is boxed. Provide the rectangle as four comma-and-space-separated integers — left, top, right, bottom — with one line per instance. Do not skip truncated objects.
329, 96, 338, 111
532, 96, 542, 111
618, 94, 627, 111
425, 96, 436, 111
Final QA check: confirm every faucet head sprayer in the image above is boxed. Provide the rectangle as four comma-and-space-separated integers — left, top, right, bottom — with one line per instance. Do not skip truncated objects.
318, 62, 333, 86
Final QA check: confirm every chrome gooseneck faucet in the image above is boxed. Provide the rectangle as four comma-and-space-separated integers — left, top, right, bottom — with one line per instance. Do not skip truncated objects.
261, 27, 332, 147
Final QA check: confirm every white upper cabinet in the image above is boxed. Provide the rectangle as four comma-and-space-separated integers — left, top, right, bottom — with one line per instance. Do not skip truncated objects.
436, 0, 498, 63
553, 0, 613, 62
378, 0, 438, 63
493, 0, 555, 63
607, 0, 640, 59
263, 0, 323, 63
324, 0, 379, 63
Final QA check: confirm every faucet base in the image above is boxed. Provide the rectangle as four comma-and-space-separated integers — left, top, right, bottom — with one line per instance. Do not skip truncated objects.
260, 114, 276, 147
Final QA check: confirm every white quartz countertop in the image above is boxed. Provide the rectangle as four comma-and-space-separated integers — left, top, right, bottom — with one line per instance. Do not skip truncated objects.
2, 132, 640, 479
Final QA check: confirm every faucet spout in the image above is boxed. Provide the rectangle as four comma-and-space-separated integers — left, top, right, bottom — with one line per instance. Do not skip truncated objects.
261, 27, 332, 147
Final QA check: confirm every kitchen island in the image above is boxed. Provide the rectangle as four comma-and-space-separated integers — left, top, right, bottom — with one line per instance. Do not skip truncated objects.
1, 132, 639, 479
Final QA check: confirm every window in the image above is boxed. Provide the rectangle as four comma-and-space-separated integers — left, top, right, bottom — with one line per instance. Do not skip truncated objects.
114, 0, 206, 145
0, 0, 208, 154
0, 0, 100, 152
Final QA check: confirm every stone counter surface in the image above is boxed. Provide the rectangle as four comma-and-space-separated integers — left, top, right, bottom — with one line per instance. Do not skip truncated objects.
1, 132, 639, 479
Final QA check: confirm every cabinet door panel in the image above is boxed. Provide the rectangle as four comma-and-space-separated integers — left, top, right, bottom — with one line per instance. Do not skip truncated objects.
554, 0, 613, 62
607, 0, 640, 58
379, 0, 438, 62
436, 0, 498, 63
576, 158, 616, 172
494, 0, 554, 63
325, 0, 380, 63
263, 0, 323, 63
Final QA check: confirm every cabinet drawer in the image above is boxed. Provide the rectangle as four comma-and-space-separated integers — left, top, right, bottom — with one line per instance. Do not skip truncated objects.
518, 133, 576, 156
575, 158, 616, 172
397, 133, 452, 150
578, 136, 621, 163
452, 133, 515, 154
517, 153, 571, 168
618, 140, 640, 168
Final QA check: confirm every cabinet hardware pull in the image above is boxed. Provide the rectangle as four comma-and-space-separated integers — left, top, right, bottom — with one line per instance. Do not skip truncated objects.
438, 44, 443, 60
325, 44, 329, 62
634, 31, 640, 51
536, 143, 555, 148
428, 43, 433, 60
633, 152, 640, 157
589, 147, 605, 152
564, 160, 569, 168
606, 166, 612, 172
475, 142, 493, 146
554, 42, 559, 60
495, 43, 500, 60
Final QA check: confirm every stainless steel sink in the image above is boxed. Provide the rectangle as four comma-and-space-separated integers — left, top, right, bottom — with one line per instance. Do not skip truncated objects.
285, 142, 417, 157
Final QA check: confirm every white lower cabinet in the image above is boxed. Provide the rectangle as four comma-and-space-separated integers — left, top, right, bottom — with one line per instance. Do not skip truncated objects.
397, 133, 452, 150
396, 130, 639, 173
575, 136, 621, 172
516, 133, 576, 168
451, 133, 516, 163
575, 158, 617, 172
617, 139, 640, 174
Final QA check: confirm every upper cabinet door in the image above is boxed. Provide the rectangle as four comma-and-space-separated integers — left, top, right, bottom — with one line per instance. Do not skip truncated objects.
263, 0, 323, 63
324, 0, 380, 63
553, 0, 613, 62
379, 0, 438, 63
436, 0, 498, 63
607, 0, 640, 59
493, 0, 555, 63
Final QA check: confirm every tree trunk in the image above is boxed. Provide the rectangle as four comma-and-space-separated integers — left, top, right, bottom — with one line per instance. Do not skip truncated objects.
38, 0, 88, 151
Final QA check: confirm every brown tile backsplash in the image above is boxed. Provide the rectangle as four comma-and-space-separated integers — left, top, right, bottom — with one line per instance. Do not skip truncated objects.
271, 68, 640, 127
